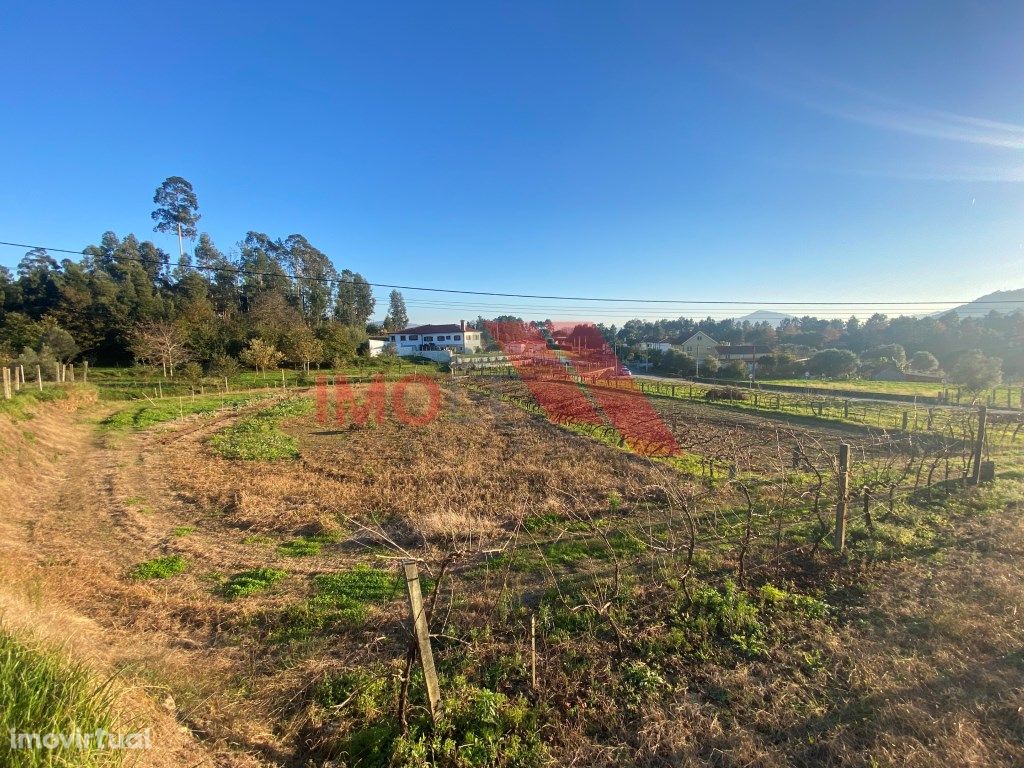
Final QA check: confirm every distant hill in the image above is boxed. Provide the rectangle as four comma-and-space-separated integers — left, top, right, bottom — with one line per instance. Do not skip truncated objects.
737, 310, 797, 327
937, 288, 1024, 318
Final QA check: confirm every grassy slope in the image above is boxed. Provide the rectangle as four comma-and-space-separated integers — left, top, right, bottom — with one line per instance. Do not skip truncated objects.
0, 626, 123, 768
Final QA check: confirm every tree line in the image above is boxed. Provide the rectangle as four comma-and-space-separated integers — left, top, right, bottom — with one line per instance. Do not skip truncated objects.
608, 310, 1022, 389
0, 177, 412, 377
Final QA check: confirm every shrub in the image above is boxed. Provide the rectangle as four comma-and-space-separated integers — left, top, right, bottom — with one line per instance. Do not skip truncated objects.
705, 386, 746, 402
389, 678, 546, 768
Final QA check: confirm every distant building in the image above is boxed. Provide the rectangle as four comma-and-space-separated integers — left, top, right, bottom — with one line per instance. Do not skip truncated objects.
387, 321, 484, 357
715, 343, 768, 364
366, 337, 388, 357
680, 332, 720, 363
641, 341, 672, 352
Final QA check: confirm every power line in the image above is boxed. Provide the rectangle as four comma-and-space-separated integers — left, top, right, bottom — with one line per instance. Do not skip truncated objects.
1, 238, 1021, 307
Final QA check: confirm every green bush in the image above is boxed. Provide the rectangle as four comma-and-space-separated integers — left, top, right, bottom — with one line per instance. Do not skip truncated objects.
390, 678, 546, 768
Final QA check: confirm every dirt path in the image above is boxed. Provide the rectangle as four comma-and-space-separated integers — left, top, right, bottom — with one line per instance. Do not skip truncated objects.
0, 399, 271, 767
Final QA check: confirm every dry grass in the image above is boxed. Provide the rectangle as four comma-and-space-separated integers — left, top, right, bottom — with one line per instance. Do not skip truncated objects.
0, 384, 1021, 766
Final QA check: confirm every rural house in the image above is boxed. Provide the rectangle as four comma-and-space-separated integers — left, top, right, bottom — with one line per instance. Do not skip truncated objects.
680, 331, 720, 363
387, 321, 484, 357
715, 343, 768, 367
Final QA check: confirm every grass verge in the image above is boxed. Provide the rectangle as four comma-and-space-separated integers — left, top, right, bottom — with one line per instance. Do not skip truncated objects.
0, 625, 124, 767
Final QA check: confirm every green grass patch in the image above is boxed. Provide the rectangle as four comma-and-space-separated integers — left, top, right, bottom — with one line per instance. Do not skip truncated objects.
313, 564, 405, 603
223, 568, 287, 598
0, 386, 73, 422
131, 555, 187, 580
278, 538, 322, 557
0, 625, 123, 767
100, 392, 260, 430
210, 398, 313, 460
172, 526, 195, 537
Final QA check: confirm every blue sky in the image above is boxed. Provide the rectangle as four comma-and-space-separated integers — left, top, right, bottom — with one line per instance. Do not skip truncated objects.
1, 1, 1022, 324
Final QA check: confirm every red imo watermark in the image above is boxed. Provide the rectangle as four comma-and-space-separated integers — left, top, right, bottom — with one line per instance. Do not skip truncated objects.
312, 320, 680, 457
314, 374, 442, 427
484, 319, 681, 457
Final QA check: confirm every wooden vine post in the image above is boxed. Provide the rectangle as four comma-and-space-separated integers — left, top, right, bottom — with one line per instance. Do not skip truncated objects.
531, 613, 537, 690
36, 365, 42, 391
2, 367, 10, 400
970, 405, 988, 486
834, 443, 851, 553
403, 561, 441, 723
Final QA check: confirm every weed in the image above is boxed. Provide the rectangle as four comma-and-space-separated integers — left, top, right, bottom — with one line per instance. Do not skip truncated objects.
278, 539, 323, 557
210, 398, 312, 460
172, 526, 195, 537
131, 555, 187, 580
101, 393, 259, 430
313, 565, 402, 603
223, 568, 287, 598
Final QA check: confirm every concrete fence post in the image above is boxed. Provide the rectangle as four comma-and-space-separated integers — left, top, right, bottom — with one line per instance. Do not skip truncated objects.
2, 367, 10, 400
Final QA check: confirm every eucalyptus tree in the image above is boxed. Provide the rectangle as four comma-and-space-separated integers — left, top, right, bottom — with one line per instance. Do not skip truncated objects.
151, 176, 201, 258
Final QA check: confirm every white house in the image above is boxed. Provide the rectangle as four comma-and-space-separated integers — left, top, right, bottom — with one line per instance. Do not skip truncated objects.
387, 321, 484, 357
366, 337, 388, 357
641, 341, 672, 352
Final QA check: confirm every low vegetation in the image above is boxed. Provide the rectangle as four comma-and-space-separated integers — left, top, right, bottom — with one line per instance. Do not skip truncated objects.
223, 567, 287, 598
131, 554, 187, 580
100, 392, 260, 430
209, 397, 313, 459
0, 626, 122, 768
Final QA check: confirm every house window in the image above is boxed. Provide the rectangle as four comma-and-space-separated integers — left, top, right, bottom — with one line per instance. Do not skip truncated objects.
455, 335, 461, 341
424, 336, 433, 342
400, 335, 406, 341
409, 335, 419, 340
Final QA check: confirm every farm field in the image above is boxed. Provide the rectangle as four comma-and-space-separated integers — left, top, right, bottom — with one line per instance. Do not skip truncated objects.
761, 377, 948, 396
759, 377, 1022, 407
0, 379, 1023, 767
